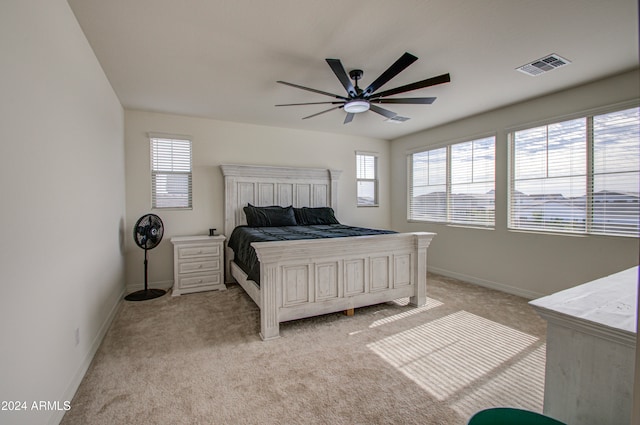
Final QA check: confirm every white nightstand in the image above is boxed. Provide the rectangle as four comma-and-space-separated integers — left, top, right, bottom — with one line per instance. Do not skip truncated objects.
170, 235, 226, 296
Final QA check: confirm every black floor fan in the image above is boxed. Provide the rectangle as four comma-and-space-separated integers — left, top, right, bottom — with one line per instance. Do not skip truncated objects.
125, 214, 166, 301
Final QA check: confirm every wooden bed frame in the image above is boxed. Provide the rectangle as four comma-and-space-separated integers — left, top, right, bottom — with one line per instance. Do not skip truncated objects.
220, 164, 435, 340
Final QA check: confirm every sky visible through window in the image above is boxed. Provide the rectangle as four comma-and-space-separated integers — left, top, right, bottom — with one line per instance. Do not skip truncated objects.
513, 108, 639, 197
593, 108, 640, 193
513, 118, 587, 198
411, 137, 495, 197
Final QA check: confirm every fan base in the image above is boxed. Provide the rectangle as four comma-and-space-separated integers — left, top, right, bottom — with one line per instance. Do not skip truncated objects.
124, 288, 167, 301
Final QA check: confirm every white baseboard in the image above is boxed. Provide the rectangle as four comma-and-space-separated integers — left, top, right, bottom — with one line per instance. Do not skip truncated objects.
125, 279, 173, 294
428, 266, 545, 300
48, 285, 126, 425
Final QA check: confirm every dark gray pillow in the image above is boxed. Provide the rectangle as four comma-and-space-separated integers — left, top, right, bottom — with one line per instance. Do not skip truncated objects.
243, 204, 297, 227
294, 207, 340, 225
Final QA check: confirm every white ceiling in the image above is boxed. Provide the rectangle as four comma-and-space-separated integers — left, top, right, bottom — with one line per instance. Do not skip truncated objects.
67, 0, 639, 140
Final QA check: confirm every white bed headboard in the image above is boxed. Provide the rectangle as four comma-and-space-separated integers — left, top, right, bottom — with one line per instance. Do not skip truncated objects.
220, 164, 342, 237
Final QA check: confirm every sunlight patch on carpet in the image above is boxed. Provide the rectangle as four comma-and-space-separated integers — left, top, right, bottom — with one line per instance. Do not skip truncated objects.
367, 310, 544, 411
451, 343, 546, 417
369, 297, 444, 328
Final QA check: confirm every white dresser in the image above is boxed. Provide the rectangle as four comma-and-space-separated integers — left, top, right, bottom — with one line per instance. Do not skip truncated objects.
170, 235, 226, 296
530, 266, 638, 425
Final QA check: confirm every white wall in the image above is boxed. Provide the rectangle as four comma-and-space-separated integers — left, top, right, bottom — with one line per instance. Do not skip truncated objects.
124, 110, 389, 290
0, 1, 125, 424
391, 70, 640, 298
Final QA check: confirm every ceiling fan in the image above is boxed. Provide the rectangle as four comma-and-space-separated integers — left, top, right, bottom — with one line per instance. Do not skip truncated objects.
276, 52, 450, 124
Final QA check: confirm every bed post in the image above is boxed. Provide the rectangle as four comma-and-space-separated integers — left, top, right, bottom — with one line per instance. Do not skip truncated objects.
410, 233, 434, 307
221, 167, 237, 282
329, 169, 341, 212
259, 262, 280, 340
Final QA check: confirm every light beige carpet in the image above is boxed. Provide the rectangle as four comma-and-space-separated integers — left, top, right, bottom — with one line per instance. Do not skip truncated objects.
61, 273, 547, 425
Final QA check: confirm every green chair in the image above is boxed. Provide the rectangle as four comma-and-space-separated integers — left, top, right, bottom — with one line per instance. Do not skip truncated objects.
468, 408, 566, 425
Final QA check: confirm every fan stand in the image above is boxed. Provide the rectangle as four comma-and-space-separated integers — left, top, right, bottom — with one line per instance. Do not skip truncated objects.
124, 247, 166, 301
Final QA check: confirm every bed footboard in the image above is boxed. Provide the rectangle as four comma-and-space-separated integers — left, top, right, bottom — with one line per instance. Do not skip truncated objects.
252, 232, 434, 340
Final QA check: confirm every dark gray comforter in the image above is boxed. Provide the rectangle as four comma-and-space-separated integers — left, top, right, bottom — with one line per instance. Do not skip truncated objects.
227, 224, 396, 284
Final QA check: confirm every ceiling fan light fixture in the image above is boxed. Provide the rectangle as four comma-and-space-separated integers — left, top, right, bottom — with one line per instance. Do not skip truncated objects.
343, 100, 370, 114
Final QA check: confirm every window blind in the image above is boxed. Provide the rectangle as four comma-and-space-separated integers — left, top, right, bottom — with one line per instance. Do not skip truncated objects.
591, 107, 640, 235
409, 136, 495, 227
151, 137, 192, 209
356, 153, 378, 206
410, 148, 447, 222
509, 106, 639, 237
450, 137, 495, 226
510, 118, 587, 233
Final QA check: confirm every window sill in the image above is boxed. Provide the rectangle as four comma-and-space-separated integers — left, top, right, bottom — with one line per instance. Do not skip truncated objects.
508, 228, 637, 239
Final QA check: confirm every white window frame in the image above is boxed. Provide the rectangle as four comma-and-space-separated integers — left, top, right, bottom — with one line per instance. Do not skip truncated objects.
356, 152, 379, 207
149, 133, 193, 210
508, 103, 639, 237
408, 135, 496, 228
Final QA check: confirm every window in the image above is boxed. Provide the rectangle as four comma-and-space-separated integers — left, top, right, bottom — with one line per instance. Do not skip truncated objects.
409, 136, 495, 227
356, 153, 378, 206
150, 135, 192, 209
509, 106, 639, 237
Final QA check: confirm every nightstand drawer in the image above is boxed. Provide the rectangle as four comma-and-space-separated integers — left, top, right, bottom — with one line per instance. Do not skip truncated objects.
178, 272, 222, 289
178, 258, 220, 274
178, 244, 220, 259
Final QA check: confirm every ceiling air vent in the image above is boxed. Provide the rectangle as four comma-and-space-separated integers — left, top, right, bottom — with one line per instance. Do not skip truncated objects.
385, 116, 410, 124
517, 54, 571, 76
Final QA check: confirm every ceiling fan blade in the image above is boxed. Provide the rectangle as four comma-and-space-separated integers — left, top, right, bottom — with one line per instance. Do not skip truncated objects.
374, 97, 437, 104
302, 106, 342, 120
369, 104, 397, 119
276, 101, 343, 106
326, 59, 357, 97
277, 81, 348, 100
344, 113, 355, 124
369, 73, 451, 99
363, 52, 418, 97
